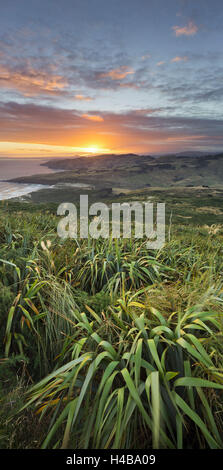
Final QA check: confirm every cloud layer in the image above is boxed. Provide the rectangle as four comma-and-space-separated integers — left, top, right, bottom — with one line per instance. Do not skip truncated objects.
0, 101, 222, 153
0, 0, 222, 154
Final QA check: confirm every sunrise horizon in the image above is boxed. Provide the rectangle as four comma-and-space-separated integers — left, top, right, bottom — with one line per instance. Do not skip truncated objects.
0, 0, 223, 158
2, 143, 223, 159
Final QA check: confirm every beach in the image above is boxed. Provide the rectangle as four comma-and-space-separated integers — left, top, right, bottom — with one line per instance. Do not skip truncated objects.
0, 158, 56, 200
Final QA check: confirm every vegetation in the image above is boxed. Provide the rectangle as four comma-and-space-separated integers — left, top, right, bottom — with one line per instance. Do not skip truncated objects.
0, 197, 223, 449
10, 152, 223, 191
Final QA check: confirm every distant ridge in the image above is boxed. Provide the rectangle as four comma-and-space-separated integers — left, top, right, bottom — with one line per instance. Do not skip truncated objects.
152, 150, 223, 158
9, 151, 223, 189
41, 153, 155, 171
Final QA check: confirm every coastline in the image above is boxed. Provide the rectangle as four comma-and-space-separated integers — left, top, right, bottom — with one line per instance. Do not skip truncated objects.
0, 158, 64, 201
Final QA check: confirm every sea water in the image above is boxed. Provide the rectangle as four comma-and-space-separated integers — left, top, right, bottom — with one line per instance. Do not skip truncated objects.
0, 158, 56, 201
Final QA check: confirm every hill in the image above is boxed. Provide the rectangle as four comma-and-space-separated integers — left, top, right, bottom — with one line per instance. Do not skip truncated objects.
9, 152, 223, 193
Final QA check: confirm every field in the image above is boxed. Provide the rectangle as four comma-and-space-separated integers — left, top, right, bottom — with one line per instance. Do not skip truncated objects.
0, 186, 223, 450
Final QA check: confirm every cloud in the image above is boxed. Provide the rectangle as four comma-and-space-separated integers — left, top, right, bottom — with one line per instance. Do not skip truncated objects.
171, 56, 189, 63
191, 87, 223, 102
0, 101, 223, 153
75, 94, 93, 101
141, 54, 151, 61
118, 82, 141, 89
0, 64, 67, 96
98, 66, 134, 80
153, 63, 223, 112
82, 114, 104, 122
172, 21, 198, 37
157, 61, 165, 66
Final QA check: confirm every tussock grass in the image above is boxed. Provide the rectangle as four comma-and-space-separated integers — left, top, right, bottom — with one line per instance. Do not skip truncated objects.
0, 209, 223, 448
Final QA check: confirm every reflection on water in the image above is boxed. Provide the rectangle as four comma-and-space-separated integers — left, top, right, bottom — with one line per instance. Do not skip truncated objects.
0, 158, 56, 180
0, 157, 59, 201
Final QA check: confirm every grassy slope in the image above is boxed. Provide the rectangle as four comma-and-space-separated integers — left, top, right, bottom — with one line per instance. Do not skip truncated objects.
0, 193, 223, 449
9, 153, 223, 191
7, 186, 223, 228
1, 153, 223, 449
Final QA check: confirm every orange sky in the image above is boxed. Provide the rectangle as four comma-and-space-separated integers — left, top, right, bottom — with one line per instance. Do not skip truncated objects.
0, 103, 221, 157
0, 1, 223, 157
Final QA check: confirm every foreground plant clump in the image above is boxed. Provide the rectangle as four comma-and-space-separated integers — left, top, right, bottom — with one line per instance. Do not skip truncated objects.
0, 208, 223, 449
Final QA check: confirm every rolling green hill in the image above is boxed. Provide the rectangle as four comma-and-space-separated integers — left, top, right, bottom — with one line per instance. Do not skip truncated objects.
9, 152, 223, 191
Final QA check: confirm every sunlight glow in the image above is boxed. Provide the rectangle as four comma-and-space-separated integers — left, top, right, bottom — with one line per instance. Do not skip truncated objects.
82, 146, 99, 154
0, 142, 112, 157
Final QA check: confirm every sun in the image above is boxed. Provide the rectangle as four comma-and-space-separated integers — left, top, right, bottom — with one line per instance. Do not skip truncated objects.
86, 146, 99, 154
74, 145, 112, 155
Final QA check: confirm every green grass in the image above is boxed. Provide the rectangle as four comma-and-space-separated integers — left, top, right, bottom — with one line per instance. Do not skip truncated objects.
0, 200, 223, 449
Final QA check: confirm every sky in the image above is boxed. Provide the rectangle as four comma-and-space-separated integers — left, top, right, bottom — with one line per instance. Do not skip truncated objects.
0, 0, 223, 157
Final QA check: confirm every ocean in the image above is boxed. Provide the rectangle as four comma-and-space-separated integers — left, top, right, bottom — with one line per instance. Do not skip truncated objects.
0, 158, 56, 201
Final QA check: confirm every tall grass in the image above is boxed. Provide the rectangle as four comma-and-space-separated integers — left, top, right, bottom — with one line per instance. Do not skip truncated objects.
0, 208, 223, 448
